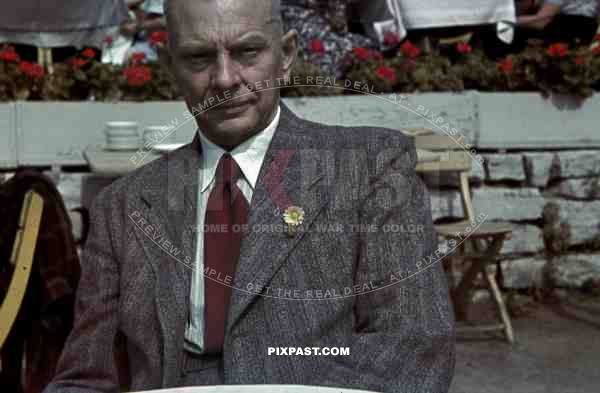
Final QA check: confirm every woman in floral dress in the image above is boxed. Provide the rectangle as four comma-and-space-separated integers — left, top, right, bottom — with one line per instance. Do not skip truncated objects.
281, 0, 378, 78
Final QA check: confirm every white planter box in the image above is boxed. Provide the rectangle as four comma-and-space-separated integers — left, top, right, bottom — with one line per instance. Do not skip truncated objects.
477, 92, 600, 149
6, 93, 478, 167
2, 92, 600, 169
285, 92, 477, 142
16, 101, 195, 166
0, 103, 17, 167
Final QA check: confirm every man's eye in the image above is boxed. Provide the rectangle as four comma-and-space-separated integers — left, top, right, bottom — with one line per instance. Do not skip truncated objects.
190, 54, 210, 61
183, 54, 211, 68
241, 47, 260, 56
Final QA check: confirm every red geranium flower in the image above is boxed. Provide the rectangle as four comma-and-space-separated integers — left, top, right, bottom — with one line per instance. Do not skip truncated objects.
19, 62, 45, 79
497, 58, 514, 74
352, 47, 371, 61
123, 65, 152, 87
149, 31, 169, 46
383, 32, 400, 46
82, 48, 96, 59
70, 58, 88, 68
573, 56, 585, 65
103, 36, 114, 45
547, 43, 568, 57
376, 65, 396, 82
456, 42, 472, 54
0, 49, 20, 62
400, 40, 421, 58
595, 34, 600, 42
592, 45, 600, 55
130, 52, 147, 63
309, 38, 325, 55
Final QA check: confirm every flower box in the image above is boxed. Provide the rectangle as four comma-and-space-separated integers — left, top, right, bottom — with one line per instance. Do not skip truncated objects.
0, 102, 17, 167
2, 92, 600, 169
477, 92, 600, 149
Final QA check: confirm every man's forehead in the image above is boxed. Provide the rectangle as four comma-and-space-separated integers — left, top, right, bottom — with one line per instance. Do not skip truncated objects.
175, 22, 276, 49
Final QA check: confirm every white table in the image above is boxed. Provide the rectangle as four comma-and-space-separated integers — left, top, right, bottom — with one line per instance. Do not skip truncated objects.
132, 385, 380, 393
83, 144, 164, 175
83, 143, 441, 175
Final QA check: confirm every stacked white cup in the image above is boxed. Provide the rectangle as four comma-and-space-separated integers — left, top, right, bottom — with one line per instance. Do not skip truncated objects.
104, 121, 140, 150
143, 125, 176, 149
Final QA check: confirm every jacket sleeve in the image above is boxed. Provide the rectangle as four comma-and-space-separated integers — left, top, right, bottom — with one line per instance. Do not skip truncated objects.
312, 134, 456, 393
43, 187, 122, 393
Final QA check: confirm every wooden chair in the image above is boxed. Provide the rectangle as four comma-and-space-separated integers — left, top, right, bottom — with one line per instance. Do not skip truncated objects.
0, 190, 44, 370
413, 134, 515, 343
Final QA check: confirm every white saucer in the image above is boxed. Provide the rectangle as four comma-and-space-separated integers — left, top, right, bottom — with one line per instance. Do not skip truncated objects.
103, 144, 140, 151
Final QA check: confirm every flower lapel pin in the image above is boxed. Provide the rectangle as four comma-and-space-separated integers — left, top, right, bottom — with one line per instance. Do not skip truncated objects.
282, 205, 305, 237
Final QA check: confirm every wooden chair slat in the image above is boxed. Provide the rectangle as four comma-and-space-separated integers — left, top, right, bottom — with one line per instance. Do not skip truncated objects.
0, 190, 44, 354
414, 134, 465, 150
435, 221, 513, 238
401, 128, 435, 137
416, 150, 472, 172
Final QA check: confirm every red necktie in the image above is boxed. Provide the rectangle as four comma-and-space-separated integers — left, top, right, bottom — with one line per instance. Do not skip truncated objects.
203, 154, 249, 354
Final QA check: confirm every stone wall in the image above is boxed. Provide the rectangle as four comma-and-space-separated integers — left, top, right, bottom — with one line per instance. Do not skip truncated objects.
426, 149, 600, 289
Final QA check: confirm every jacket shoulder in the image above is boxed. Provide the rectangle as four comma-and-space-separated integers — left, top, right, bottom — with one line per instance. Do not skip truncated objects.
298, 118, 416, 167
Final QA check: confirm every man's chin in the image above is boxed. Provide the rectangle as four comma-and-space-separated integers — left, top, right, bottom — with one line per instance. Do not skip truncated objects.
201, 115, 257, 146
214, 113, 254, 131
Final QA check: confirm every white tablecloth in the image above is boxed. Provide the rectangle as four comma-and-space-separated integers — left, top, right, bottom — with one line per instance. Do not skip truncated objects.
0, 0, 127, 49
395, 0, 515, 30
358, 0, 516, 48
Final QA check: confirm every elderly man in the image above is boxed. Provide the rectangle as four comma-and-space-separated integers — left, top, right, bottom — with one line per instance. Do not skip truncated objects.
44, 0, 455, 392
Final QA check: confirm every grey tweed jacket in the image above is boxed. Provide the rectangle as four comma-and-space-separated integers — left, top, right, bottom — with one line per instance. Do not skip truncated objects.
44, 101, 455, 393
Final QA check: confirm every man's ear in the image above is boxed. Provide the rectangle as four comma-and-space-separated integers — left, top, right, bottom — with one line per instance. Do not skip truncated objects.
280, 29, 299, 79
158, 42, 174, 72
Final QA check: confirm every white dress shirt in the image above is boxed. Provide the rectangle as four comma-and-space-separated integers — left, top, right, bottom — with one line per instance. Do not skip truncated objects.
184, 105, 281, 354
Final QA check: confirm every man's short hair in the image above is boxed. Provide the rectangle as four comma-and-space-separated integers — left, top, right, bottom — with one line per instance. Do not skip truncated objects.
164, 0, 284, 43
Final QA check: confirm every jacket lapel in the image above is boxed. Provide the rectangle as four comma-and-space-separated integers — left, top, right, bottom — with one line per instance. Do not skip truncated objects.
138, 134, 201, 386
226, 103, 329, 336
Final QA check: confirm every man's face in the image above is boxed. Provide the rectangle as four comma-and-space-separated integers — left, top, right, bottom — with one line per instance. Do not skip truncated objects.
168, 0, 297, 150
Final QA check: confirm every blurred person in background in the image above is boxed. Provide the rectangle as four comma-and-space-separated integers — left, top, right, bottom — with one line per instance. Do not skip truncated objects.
281, 0, 378, 78
0, 0, 128, 63
480, 0, 598, 58
103, 0, 167, 64
516, 0, 599, 45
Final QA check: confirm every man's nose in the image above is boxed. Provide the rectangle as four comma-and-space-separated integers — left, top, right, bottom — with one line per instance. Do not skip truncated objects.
212, 53, 241, 91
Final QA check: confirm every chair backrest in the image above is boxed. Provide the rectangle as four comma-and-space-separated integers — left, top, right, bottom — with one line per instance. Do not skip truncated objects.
0, 190, 44, 352
413, 134, 476, 222
400, 127, 435, 137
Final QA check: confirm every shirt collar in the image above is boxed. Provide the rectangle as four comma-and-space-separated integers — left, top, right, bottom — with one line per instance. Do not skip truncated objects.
197, 105, 280, 193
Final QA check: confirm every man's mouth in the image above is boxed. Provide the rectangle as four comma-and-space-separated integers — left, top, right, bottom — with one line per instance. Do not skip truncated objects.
220, 100, 249, 108
218, 97, 251, 109
216, 100, 251, 116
